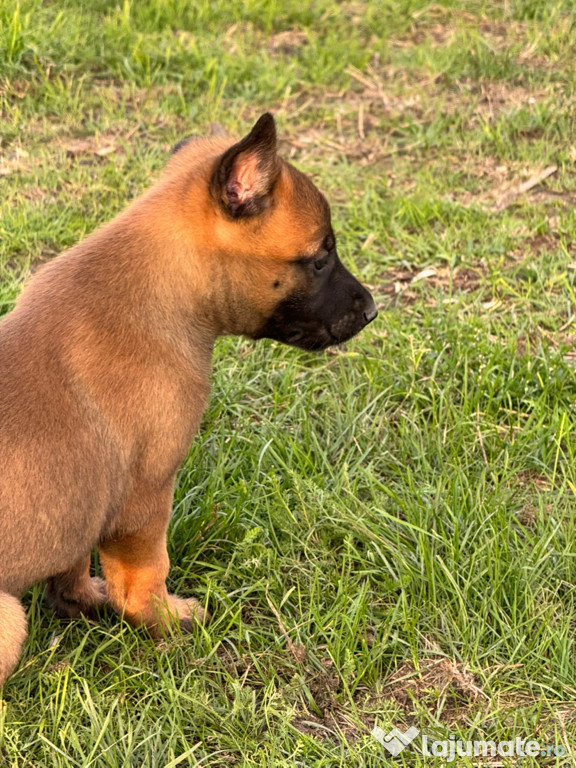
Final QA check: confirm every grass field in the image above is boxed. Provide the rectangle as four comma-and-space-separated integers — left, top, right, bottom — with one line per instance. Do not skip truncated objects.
2, 0, 576, 765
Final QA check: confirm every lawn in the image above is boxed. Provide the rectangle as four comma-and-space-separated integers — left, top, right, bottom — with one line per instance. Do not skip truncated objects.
2, 0, 576, 765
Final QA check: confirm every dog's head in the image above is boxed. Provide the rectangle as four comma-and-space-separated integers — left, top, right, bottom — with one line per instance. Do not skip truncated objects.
171, 114, 377, 351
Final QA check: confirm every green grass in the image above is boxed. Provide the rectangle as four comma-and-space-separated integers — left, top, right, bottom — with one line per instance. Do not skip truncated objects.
2, 0, 576, 765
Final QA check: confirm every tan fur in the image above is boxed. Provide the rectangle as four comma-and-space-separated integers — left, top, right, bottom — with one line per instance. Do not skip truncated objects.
0, 594, 27, 684
0, 119, 337, 685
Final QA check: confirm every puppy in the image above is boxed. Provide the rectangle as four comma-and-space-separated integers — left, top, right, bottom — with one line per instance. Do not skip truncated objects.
0, 114, 377, 684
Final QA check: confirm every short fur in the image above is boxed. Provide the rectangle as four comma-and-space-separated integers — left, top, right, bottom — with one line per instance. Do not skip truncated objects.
0, 114, 376, 685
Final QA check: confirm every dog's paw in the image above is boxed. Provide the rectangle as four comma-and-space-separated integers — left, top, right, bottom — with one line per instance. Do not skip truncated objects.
149, 595, 209, 637
46, 576, 108, 619
176, 597, 210, 633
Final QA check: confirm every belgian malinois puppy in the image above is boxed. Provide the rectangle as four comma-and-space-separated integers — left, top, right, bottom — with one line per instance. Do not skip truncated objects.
0, 114, 377, 685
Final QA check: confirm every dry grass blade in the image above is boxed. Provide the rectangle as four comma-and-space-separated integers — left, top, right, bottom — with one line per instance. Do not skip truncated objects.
266, 594, 307, 664
492, 165, 557, 211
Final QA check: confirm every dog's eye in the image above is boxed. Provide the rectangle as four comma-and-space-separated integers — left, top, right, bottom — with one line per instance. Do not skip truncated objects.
314, 256, 328, 271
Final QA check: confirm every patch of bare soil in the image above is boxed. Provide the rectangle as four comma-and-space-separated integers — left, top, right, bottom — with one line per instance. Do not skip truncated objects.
516, 503, 539, 527
507, 232, 561, 268
292, 657, 491, 743
511, 469, 554, 526
61, 136, 119, 158
0, 76, 32, 103
378, 264, 486, 306
452, 156, 576, 215
391, 11, 551, 70
0, 146, 31, 177
263, 12, 565, 166
461, 164, 559, 211
267, 29, 308, 55
291, 709, 363, 744
469, 81, 549, 119
391, 21, 456, 49
382, 658, 488, 721
272, 62, 560, 173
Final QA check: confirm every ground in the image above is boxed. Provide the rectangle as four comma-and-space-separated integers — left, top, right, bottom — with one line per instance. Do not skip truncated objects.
2, 1, 576, 766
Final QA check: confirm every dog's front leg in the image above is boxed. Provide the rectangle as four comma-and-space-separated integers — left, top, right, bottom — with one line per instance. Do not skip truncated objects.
45, 555, 107, 619
99, 484, 206, 636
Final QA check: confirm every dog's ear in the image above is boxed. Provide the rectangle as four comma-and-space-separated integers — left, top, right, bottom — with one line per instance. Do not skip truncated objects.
211, 113, 281, 219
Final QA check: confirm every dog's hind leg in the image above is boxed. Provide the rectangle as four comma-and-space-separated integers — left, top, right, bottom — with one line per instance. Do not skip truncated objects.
98, 483, 207, 636
45, 555, 107, 619
0, 592, 27, 686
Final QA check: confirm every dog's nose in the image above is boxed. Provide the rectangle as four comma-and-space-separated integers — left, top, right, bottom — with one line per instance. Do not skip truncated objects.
363, 298, 378, 324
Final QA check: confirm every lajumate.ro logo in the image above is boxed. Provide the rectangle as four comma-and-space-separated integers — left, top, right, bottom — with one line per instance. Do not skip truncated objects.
371, 725, 568, 762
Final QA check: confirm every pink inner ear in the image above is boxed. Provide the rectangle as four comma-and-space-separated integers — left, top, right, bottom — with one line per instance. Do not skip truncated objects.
227, 151, 260, 203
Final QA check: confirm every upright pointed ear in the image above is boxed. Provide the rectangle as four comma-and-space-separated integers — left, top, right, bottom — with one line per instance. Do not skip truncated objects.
211, 113, 281, 219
